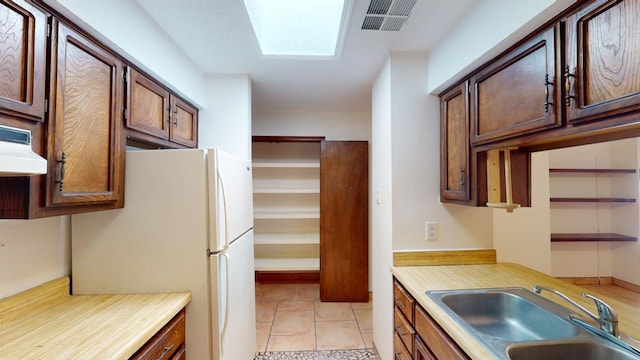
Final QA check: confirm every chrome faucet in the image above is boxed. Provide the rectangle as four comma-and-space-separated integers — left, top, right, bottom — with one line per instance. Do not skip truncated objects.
533, 284, 619, 337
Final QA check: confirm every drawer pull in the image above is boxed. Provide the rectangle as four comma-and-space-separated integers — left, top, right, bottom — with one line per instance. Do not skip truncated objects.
564, 65, 576, 106
156, 344, 173, 360
544, 73, 553, 113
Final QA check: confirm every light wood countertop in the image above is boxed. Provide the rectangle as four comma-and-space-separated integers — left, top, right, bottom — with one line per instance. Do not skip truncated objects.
391, 262, 640, 360
0, 278, 191, 359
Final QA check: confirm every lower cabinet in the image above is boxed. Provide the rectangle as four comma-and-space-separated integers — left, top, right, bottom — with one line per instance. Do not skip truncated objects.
130, 309, 186, 360
393, 278, 469, 360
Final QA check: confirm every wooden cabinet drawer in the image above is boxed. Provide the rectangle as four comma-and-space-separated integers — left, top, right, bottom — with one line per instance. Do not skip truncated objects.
415, 306, 469, 360
393, 331, 413, 360
170, 347, 185, 360
393, 280, 415, 323
130, 309, 185, 360
394, 306, 415, 355
414, 335, 436, 360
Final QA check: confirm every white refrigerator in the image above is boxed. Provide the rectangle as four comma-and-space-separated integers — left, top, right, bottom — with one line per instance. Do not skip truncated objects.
71, 148, 256, 360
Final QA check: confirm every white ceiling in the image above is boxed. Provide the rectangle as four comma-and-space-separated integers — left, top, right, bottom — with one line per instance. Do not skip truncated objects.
135, 0, 477, 112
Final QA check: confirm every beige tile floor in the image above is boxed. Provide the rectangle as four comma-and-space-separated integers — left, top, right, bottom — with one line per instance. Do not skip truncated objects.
255, 283, 373, 353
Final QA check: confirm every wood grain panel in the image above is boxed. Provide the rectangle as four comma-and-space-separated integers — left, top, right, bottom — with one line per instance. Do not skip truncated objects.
440, 82, 470, 203
63, 40, 111, 192
320, 141, 369, 302
47, 20, 123, 206
566, 0, 640, 124
0, 277, 69, 326
170, 95, 197, 147
0, 0, 46, 121
128, 68, 170, 139
0, 3, 26, 101
393, 249, 497, 267
584, 0, 640, 105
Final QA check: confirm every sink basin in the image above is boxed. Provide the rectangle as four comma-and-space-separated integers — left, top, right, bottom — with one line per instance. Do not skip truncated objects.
508, 340, 640, 360
439, 291, 578, 341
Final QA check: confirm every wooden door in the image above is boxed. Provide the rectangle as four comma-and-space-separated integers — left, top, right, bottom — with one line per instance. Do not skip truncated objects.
169, 95, 197, 148
440, 82, 470, 203
470, 26, 561, 144
0, 0, 47, 122
127, 68, 170, 139
320, 141, 368, 302
46, 20, 124, 206
564, 0, 640, 124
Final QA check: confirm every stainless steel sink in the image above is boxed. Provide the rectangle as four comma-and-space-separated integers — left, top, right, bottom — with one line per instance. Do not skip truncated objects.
426, 287, 640, 360
439, 290, 578, 341
508, 340, 640, 360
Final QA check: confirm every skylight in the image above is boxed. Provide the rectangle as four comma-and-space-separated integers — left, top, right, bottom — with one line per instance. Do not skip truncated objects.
243, 0, 350, 57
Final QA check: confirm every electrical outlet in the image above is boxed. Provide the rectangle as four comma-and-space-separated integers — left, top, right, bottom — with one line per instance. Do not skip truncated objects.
425, 221, 438, 240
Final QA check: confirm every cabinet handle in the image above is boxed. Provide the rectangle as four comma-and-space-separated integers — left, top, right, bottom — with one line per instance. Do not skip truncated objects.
544, 74, 553, 113
395, 323, 404, 336
156, 344, 173, 360
55, 152, 66, 191
395, 351, 402, 360
459, 168, 466, 188
173, 108, 178, 127
564, 65, 576, 106
167, 106, 172, 127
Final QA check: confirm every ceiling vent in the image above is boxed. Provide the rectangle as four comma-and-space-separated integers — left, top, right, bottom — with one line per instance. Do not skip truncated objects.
361, 0, 416, 31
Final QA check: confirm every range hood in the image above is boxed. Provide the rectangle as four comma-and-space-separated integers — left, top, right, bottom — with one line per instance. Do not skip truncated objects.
0, 125, 47, 176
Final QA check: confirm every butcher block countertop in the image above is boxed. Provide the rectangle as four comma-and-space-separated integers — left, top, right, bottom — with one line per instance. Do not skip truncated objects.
0, 277, 191, 359
391, 262, 640, 360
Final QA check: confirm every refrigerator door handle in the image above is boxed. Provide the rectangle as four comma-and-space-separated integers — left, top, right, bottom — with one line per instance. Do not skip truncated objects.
218, 172, 230, 250
220, 251, 231, 355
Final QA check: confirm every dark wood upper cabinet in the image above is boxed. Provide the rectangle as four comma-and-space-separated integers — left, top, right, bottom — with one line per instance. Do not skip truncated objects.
126, 67, 198, 148
46, 19, 124, 207
564, 0, 640, 124
320, 141, 368, 302
0, 0, 47, 122
440, 82, 471, 203
127, 67, 171, 140
470, 26, 561, 145
170, 95, 198, 148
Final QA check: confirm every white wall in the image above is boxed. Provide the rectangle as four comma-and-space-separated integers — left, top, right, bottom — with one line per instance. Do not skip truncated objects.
252, 111, 371, 141
494, 152, 551, 274
371, 58, 394, 360
198, 74, 252, 160
428, 0, 576, 93
49, 0, 206, 106
389, 52, 493, 252
0, 217, 70, 298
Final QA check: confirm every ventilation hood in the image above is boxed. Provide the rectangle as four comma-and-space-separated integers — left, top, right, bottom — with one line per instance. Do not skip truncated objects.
0, 125, 47, 176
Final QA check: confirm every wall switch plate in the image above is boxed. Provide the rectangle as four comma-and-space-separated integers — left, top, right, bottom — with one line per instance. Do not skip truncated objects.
426, 221, 438, 240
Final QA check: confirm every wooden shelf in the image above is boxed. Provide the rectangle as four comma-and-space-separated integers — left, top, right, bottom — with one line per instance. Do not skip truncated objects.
551, 233, 638, 242
550, 197, 636, 203
254, 233, 319, 245
253, 210, 320, 219
549, 168, 637, 174
253, 188, 319, 194
253, 162, 320, 168
254, 258, 320, 271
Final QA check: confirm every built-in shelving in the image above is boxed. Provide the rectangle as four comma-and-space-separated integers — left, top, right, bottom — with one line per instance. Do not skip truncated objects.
549, 167, 638, 243
551, 233, 637, 242
252, 137, 323, 273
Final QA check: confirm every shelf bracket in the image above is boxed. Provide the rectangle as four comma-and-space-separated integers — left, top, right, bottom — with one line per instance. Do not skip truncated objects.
486, 147, 521, 213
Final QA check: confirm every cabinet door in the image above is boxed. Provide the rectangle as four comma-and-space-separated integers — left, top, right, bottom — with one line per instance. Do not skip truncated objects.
47, 20, 124, 206
169, 95, 197, 147
127, 68, 170, 140
470, 26, 560, 144
440, 82, 470, 203
414, 336, 436, 360
565, 0, 640, 124
320, 141, 368, 302
0, 0, 47, 122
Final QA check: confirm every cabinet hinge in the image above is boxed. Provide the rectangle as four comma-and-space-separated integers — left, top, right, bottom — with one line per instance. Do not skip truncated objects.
47, 22, 51, 38
44, 99, 48, 114
122, 108, 127, 121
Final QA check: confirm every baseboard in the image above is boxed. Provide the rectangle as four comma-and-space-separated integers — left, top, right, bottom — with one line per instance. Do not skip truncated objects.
255, 271, 320, 284
613, 277, 640, 293
558, 276, 613, 285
